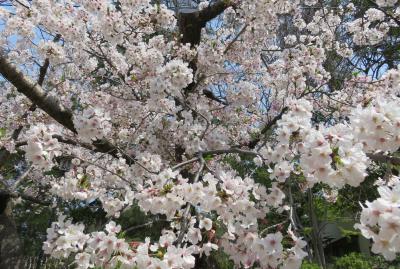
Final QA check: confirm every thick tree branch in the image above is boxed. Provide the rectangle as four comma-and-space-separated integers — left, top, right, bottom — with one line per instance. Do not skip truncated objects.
0, 49, 76, 132
0, 190, 50, 206
37, 34, 62, 86
0, 49, 129, 161
202, 89, 228, 105
12, 34, 62, 141
198, 0, 234, 26
176, 1, 234, 97
367, 153, 400, 165
174, 1, 234, 165
178, 0, 234, 46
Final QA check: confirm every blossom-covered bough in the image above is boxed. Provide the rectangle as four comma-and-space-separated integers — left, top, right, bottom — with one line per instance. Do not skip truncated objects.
1, 0, 400, 268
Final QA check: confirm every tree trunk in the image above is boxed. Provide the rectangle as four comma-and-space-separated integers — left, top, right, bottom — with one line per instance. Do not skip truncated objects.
0, 194, 24, 269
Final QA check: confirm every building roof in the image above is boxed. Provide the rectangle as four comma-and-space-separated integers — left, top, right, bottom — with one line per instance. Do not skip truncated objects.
165, 0, 199, 9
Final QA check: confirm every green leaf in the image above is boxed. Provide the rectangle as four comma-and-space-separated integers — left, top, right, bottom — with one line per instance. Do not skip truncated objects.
0, 127, 6, 138
160, 183, 173, 195
78, 174, 91, 189
302, 227, 313, 235
43, 167, 65, 178
204, 154, 214, 161
118, 231, 126, 239
339, 227, 360, 240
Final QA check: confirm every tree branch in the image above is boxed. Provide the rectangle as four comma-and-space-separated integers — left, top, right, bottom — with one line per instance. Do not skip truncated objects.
198, 0, 234, 26
367, 153, 400, 165
0, 49, 76, 132
11, 34, 62, 141
223, 24, 248, 54
175, 154, 206, 245
199, 148, 260, 157
37, 34, 62, 86
0, 190, 50, 206
260, 220, 288, 236
123, 219, 170, 233
178, 0, 234, 46
11, 166, 32, 191
202, 89, 228, 105
0, 49, 130, 161
15, 134, 95, 152
248, 107, 289, 149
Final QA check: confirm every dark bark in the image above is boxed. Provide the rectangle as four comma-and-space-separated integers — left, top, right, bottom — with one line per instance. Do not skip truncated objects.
177, 1, 234, 95
178, 0, 233, 47
0, 194, 23, 269
0, 50, 131, 162
367, 153, 400, 165
0, 50, 76, 132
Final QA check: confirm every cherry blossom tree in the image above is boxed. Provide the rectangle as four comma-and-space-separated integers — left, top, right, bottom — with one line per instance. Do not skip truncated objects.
1, 0, 400, 268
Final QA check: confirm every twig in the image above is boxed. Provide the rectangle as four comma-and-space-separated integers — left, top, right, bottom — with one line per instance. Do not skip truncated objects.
11, 165, 32, 191
123, 218, 170, 233
72, 156, 133, 187
175, 154, 205, 245
199, 148, 260, 157
172, 157, 200, 171
260, 220, 288, 236
248, 107, 289, 150
224, 24, 248, 54
16, 134, 94, 152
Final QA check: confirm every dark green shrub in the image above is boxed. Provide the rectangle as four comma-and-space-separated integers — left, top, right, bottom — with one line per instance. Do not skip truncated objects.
301, 260, 320, 269
333, 253, 372, 269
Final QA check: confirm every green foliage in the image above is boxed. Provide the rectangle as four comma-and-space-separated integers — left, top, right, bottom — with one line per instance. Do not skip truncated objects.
118, 204, 169, 242
334, 253, 372, 269
203, 153, 214, 161
14, 203, 54, 255
0, 151, 24, 180
211, 249, 234, 269
0, 127, 6, 138
368, 255, 400, 269
333, 253, 400, 269
160, 183, 173, 195
43, 166, 67, 178
301, 260, 320, 269
64, 200, 107, 230
223, 155, 272, 187
306, 163, 386, 225
339, 228, 360, 240
78, 174, 91, 189
302, 227, 313, 236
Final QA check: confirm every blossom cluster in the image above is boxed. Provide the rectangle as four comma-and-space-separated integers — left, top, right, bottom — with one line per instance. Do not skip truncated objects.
347, 8, 390, 45
350, 97, 400, 153
51, 156, 135, 217
73, 108, 112, 143
43, 215, 216, 269
44, 214, 308, 269
24, 124, 62, 169
259, 95, 400, 188
355, 175, 400, 261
